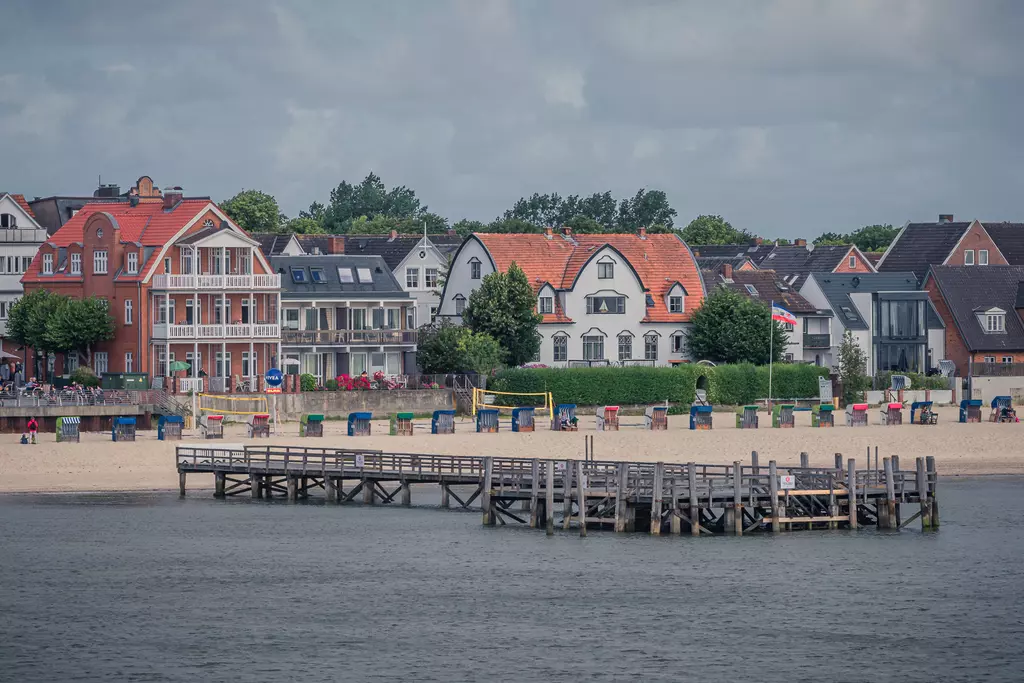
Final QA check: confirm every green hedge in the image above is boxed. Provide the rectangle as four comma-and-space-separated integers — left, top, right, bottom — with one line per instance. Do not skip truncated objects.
873, 371, 949, 391
489, 364, 830, 407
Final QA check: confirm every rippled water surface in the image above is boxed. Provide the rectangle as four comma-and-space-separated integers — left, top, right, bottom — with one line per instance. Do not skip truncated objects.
2, 478, 1024, 682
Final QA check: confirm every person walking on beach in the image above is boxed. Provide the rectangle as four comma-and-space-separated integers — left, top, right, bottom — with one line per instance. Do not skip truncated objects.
27, 416, 38, 444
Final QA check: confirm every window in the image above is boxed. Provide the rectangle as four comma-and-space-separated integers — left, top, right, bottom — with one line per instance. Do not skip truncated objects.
180, 251, 193, 275
669, 296, 683, 313
338, 267, 354, 283
42, 253, 53, 274
879, 299, 925, 338
164, 257, 172, 275
406, 307, 416, 329
553, 335, 568, 362
94, 352, 108, 375
214, 299, 231, 325
539, 296, 553, 314
357, 268, 373, 283
671, 334, 685, 353
455, 294, 466, 315
586, 295, 625, 314
70, 253, 81, 274
93, 250, 108, 274
984, 355, 995, 363
203, 219, 215, 229
469, 258, 482, 280
425, 267, 438, 289
406, 267, 419, 289
644, 333, 658, 361
979, 250, 989, 266
0, 213, 15, 228
124, 352, 133, 373
429, 306, 438, 322
22, 256, 31, 272
215, 352, 232, 378
598, 261, 614, 279
126, 251, 138, 274
583, 335, 604, 361
291, 267, 307, 283
386, 308, 400, 329
0, 301, 6, 319
618, 334, 632, 361
185, 352, 202, 375
372, 307, 385, 329
124, 299, 133, 325
96, 228, 103, 239
849, 255, 857, 269
986, 314, 1005, 333
242, 352, 258, 377
310, 267, 327, 284
66, 354, 78, 373
964, 249, 975, 266
745, 284, 758, 295
1002, 356, 1013, 364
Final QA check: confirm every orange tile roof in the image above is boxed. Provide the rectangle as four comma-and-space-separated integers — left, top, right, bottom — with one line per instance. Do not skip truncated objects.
5, 194, 37, 220
473, 232, 704, 322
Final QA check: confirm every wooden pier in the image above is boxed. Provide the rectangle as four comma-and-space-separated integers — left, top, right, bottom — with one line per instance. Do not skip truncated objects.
176, 445, 939, 535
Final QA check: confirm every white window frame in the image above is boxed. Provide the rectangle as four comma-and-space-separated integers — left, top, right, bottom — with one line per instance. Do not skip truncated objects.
424, 267, 438, 289
668, 295, 683, 313
469, 258, 482, 280
671, 334, 685, 354
979, 249, 989, 266
70, 252, 81, 274
983, 355, 995, 363
356, 267, 373, 283
406, 306, 416, 330
586, 295, 625, 315
124, 298, 133, 325
986, 314, 1005, 332
539, 296, 553, 314
406, 267, 419, 289
93, 250, 108, 274
215, 351, 232, 378
429, 306, 438, 322
42, 253, 53, 274
126, 251, 138, 274
164, 257, 172, 275
454, 294, 466, 316
582, 335, 605, 361
964, 249, 975, 266
849, 255, 856, 269
597, 261, 614, 279
242, 351, 259, 377
94, 352, 109, 375
617, 334, 632, 361
644, 334, 659, 361
338, 267, 354, 283
553, 334, 568, 362
1002, 356, 1013, 364
125, 352, 133, 373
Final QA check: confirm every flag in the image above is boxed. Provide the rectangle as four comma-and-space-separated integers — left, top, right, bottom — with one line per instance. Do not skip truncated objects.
771, 305, 797, 326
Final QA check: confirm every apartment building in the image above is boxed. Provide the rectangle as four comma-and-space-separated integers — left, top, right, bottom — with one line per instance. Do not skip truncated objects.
0, 193, 48, 355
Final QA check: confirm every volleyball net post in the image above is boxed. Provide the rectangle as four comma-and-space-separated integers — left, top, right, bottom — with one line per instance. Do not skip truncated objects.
471, 388, 554, 421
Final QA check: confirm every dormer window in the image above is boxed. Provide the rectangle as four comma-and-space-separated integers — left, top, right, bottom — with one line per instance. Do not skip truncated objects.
454, 294, 466, 315
597, 256, 615, 279
126, 252, 138, 274
669, 295, 683, 313
985, 312, 1005, 333
42, 253, 53, 274
745, 284, 758, 295
469, 258, 481, 280
538, 296, 553, 314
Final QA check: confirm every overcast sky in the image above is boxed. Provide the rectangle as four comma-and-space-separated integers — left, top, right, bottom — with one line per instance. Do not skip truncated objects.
2, 0, 1022, 238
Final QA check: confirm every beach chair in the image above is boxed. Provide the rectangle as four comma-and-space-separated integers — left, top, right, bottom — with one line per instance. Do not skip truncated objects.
645, 405, 669, 430
111, 416, 136, 442
882, 402, 903, 426
511, 407, 535, 432
736, 406, 759, 429
552, 404, 578, 431
56, 416, 80, 443
811, 404, 834, 427
201, 414, 225, 439
689, 404, 712, 430
300, 414, 324, 437
595, 406, 620, 431
959, 399, 982, 423
247, 413, 271, 438
389, 413, 414, 436
476, 408, 500, 433
818, 376, 834, 407
991, 396, 1017, 423
772, 404, 795, 429
157, 415, 184, 440
846, 403, 868, 427
910, 401, 937, 425
431, 410, 456, 434
347, 412, 372, 436
888, 374, 911, 403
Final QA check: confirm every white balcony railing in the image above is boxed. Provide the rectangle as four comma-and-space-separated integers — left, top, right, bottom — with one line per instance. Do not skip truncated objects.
152, 273, 281, 290
179, 378, 205, 393
152, 323, 281, 340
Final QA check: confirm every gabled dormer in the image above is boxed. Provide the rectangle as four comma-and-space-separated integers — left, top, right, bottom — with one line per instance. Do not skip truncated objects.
665, 282, 687, 315
976, 306, 1006, 334
536, 283, 556, 316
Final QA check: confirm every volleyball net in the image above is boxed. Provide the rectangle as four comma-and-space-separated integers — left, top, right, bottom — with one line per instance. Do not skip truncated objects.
197, 393, 270, 417
472, 388, 553, 420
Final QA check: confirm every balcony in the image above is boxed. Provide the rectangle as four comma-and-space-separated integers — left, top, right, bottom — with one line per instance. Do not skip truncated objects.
281, 329, 417, 346
152, 323, 281, 340
151, 273, 280, 290
0, 227, 49, 243
803, 333, 832, 349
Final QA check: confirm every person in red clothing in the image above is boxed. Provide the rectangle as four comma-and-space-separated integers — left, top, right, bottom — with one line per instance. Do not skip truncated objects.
27, 416, 38, 444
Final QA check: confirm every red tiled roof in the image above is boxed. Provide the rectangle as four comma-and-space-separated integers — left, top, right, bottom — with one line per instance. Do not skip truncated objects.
5, 194, 37, 220
473, 232, 704, 322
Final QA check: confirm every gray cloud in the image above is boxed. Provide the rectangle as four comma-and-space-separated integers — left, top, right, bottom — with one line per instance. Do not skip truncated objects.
1, 0, 1022, 238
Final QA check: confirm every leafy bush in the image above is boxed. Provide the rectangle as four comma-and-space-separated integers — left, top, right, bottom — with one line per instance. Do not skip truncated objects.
489, 364, 829, 407
70, 366, 101, 387
325, 378, 339, 391
874, 371, 949, 391
300, 373, 318, 392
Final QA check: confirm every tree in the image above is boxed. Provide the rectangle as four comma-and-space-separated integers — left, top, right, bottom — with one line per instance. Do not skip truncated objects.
220, 189, 282, 233
452, 219, 485, 238
500, 188, 675, 232
345, 212, 448, 235
456, 331, 505, 375
837, 329, 870, 405
462, 263, 542, 366
812, 224, 898, 252
813, 231, 847, 246
7, 289, 63, 377
685, 288, 787, 364
415, 320, 471, 374
679, 215, 751, 245
283, 216, 326, 234
321, 172, 427, 233
44, 296, 115, 367
616, 188, 676, 230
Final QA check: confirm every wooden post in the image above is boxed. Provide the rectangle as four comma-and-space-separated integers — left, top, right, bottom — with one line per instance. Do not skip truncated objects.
688, 462, 699, 536
576, 460, 587, 537
723, 463, 736, 535
670, 472, 682, 535
768, 461, 781, 532
252, 474, 263, 499
529, 459, 540, 528
482, 456, 494, 526
926, 456, 939, 529
847, 458, 857, 529
751, 450, 759, 474
400, 480, 411, 507
828, 471, 838, 529
287, 475, 298, 502
614, 462, 628, 533
562, 460, 574, 530
650, 462, 664, 536
215, 472, 226, 499
916, 457, 931, 530
800, 451, 809, 469
178, 472, 186, 497
834, 453, 843, 471
362, 478, 374, 505
883, 457, 896, 530
733, 460, 743, 536
545, 460, 555, 535
440, 483, 450, 508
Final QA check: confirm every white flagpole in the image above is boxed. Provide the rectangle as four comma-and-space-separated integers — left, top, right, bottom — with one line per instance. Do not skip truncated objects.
768, 299, 774, 408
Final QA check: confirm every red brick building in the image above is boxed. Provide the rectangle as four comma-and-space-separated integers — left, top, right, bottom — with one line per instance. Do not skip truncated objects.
21, 176, 281, 389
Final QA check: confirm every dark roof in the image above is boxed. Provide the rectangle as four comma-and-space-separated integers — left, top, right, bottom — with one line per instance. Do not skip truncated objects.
28, 196, 126, 235
703, 269, 819, 314
252, 233, 292, 257
176, 223, 232, 244
1017, 282, 1024, 310
270, 255, 409, 299
294, 234, 340, 255
981, 222, 1024, 265
877, 222, 970, 280
690, 244, 775, 264
758, 245, 857, 289
695, 255, 755, 272
928, 266, 1024, 351
809, 272, 943, 331
344, 234, 462, 270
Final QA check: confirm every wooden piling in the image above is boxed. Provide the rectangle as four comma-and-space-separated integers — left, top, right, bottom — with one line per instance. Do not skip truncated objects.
883, 457, 896, 530
670, 474, 682, 535
529, 459, 540, 529
215, 472, 226, 499
178, 472, 186, 497
545, 460, 555, 535
614, 462, 628, 533
287, 476, 298, 502
362, 478, 374, 505
847, 458, 857, 529
768, 461, 780, 533
688, 462, 699, 536
400, 481, 411, 507
800, 452, 809, 469
576, 460, 587, 537
733, 460, 743, 536
440, 483, 450, 508
482, 456, 494, 526
650, 462, 664, 536
252, 474, 263, 499
834, 453, 843, 471
916, 457, 931, 530
926, 456, 939, 528
562, 460, 573, 531
828, 471, 838, 529
751, 450, 759, 474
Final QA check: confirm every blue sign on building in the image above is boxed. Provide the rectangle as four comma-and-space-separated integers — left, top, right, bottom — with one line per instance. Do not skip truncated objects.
265, 368, 283, 387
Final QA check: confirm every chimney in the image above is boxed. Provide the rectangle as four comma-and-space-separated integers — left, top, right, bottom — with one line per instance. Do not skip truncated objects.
128, 188, 140, 207
794, 238, 807, 247
754, 237, 764, 245
544, 227, 553, 240
561, 226, 572, 237
721, 263, 733, 280
163, 186, 183, 210
446, 228, 456, 236
388, 229, 398, 241
939, 214, 954, 223
328, 236, 344, 254
639, 226, 647, 240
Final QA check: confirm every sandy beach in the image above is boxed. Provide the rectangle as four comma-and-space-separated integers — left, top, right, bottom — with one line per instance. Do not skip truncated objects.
1, 405, 1021, 493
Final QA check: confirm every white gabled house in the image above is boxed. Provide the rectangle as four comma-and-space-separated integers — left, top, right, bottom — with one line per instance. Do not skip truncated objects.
0, 193, 48, 355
